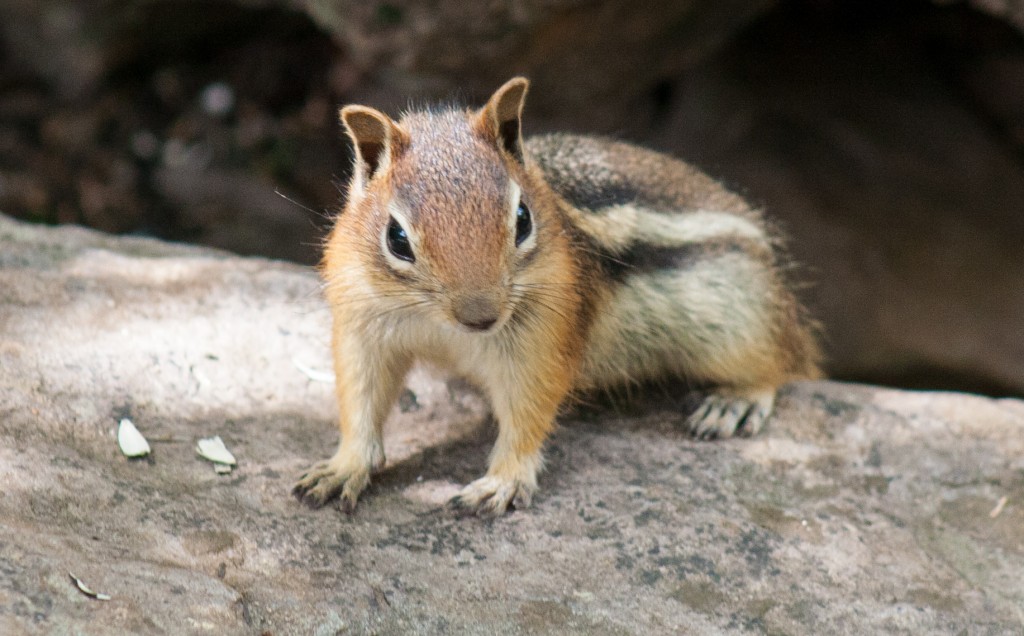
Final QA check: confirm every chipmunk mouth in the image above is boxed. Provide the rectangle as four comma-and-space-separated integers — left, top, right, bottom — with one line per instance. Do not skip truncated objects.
458, 317, 497, 331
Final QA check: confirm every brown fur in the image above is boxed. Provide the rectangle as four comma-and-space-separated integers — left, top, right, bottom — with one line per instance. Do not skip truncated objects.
293, 77, 821, 516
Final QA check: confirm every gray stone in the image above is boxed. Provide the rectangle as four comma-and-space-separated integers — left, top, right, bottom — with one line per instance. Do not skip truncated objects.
1, 214, 1023, 634
970, 0, 1024, 32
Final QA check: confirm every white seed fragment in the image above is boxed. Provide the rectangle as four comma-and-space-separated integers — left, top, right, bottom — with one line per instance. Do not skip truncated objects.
990, 495, 1008, 519
292, 357, 335, 383
69, 573, 111, 601
117, 419, 151, 458
196, 436, 237, 467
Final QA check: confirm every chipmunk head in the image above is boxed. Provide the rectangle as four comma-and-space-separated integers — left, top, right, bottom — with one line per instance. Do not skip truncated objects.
340, 78, 540, 333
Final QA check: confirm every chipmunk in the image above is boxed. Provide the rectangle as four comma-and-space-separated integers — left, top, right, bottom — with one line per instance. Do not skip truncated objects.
293, 77, 821, 516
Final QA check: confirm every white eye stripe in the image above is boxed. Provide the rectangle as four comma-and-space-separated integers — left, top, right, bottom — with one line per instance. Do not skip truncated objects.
382, 200, 418, 271
508, 181, 522, 235
509, 180, 537, 253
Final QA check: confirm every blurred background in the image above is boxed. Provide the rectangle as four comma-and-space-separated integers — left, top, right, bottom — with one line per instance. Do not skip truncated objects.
1, 0, 1022, 395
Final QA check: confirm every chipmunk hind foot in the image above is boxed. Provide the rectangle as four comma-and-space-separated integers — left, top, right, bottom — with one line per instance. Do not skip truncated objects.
685, 387, 776, 440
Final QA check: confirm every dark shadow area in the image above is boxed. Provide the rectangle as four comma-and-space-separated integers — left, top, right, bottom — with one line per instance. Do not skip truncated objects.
0, 0, 346, 263
656, 0, 1024, 397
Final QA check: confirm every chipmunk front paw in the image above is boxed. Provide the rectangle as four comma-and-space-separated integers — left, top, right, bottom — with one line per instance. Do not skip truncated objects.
686, 388, 775, 440
448, 476, 535, 517
292, 455, 372, 513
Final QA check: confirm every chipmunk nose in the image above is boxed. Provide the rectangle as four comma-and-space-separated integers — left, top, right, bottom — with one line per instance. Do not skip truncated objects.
452, 292, 501, 332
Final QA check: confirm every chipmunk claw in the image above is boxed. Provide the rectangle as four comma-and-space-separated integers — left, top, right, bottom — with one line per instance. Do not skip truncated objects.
686, 389, 775, 440
448, 476, 533, 517
446, 495, 477, 518
293, 459, 370, 512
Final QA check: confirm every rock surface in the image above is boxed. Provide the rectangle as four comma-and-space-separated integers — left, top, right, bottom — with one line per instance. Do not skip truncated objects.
1, 214, 1023, 634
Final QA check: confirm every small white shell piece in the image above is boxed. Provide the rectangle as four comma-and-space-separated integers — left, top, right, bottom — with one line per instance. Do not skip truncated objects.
69, 573, 111, 601
117, 418, 151, 458
196, 436, 237, 471
292, 357, 335, 383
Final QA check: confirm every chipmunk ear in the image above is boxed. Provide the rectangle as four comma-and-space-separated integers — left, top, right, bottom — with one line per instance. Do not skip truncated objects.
478, 77, 529, 164
340, 105, 406, 184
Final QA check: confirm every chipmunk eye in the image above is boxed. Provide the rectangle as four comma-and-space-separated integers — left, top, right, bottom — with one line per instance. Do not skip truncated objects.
386, 217, 415, 263
515, 201, 532, 247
